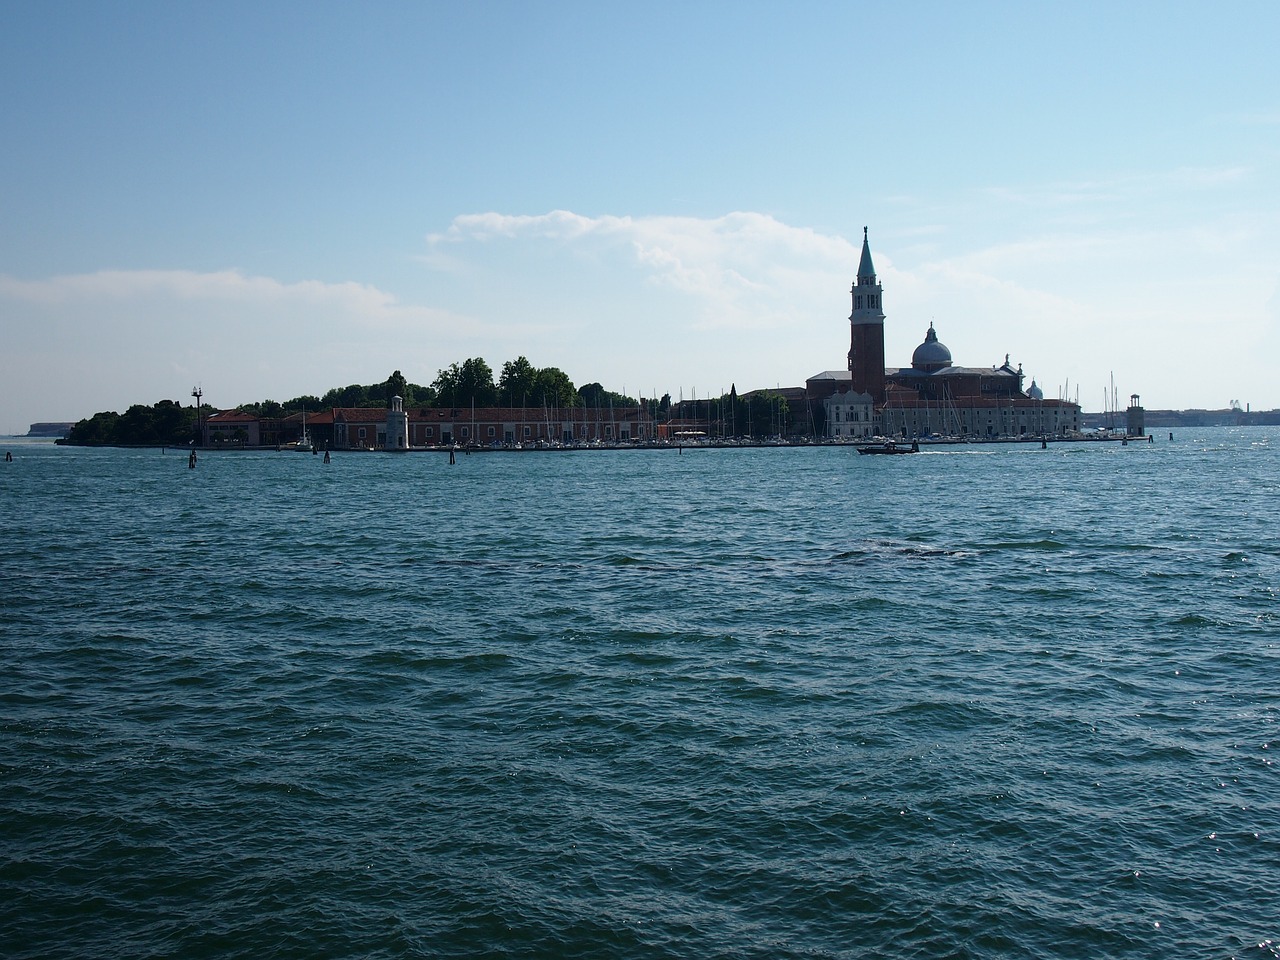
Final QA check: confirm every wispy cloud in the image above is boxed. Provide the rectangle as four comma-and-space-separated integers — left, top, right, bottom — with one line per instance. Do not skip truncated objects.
0, 268, 482, 424
1225, 110, 1280, 126
4, 269, 399, 320
981, 164, 1254, 210
428, 210, 857, 331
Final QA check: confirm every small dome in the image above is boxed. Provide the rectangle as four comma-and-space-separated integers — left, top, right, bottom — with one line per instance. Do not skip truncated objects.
1027, 380, 1044, 400
912, 324, 952, 372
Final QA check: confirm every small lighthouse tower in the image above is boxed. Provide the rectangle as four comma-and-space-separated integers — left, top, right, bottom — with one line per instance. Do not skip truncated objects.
386, 395, 409, 450
1126, 394, 1145, 438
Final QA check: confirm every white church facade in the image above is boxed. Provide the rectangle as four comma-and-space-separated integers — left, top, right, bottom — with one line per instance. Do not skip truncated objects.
825, 389, 876, 439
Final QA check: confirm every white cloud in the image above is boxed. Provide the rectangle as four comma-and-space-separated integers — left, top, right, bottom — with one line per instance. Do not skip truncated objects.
429, 209, 857, 333
979, 164, 1255, 211
0, 268, 482, 431
2, 269, 414, 324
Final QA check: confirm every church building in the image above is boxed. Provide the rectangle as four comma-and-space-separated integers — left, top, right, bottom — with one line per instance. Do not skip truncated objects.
808, 228, 1079, 439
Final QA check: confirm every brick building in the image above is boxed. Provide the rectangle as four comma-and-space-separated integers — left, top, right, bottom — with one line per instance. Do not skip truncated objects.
203, 404, 654, 449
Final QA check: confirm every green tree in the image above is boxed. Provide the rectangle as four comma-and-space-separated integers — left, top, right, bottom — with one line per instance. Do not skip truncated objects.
433, 363, 462, 406
246, 400, 284, 419
435, 357, 496, 407
498, 356, 537, 407
579, 383, 637, 408
384, 370, 410, 406
743, 391, 791, 438
532, 367, 577, 408
284, 394, 323, 412
65, 399, 197, 446
409, 383, 437, 407
460, 357, 496, 406
117, 404, 160, 444
66, 410, 120, 444
150, 399, 191, 439
321, 384, 372, 408
578, 382, 607, 408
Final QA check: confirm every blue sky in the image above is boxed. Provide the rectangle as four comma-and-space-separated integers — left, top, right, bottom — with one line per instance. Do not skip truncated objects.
3, 0, 1278, 432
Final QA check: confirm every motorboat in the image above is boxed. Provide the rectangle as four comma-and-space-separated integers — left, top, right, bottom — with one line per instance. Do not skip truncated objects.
857, 440, 918, 455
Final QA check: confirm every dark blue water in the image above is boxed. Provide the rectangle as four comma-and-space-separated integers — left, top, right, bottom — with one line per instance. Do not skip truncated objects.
2, 432, 1278, 959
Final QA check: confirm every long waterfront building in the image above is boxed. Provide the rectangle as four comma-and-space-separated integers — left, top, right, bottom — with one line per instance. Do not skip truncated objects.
204, 402, 655, 449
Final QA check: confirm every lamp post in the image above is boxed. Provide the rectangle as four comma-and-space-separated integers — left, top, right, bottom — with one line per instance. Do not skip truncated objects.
191, 386, 203, 445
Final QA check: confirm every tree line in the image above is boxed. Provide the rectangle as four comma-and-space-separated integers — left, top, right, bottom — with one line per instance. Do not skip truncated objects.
63, 358, 651, 446
237, 357, 641, 416
64, 400, 203, 446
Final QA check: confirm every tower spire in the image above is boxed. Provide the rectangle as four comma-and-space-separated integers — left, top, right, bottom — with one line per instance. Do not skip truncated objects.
857, 226, 877, 283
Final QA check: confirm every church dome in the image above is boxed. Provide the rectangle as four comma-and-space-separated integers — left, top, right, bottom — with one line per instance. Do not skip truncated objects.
1027, 379, 1044, 400
912, 324, 952, 372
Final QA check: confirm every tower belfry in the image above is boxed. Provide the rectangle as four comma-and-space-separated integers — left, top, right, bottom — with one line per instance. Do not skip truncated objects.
847, 226, 886, 403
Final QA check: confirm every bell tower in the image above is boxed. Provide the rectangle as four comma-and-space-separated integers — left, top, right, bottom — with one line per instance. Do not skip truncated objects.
847, 227, 886, 403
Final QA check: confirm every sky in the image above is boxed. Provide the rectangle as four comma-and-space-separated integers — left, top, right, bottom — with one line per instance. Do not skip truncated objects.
2, 0, 1279, 433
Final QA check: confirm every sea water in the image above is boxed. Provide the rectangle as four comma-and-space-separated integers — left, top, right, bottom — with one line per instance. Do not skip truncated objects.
1, 431, 1277, 959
